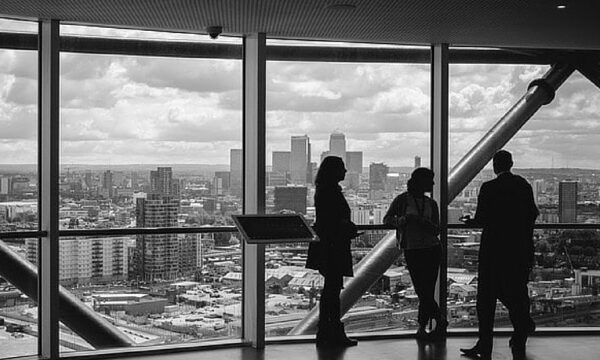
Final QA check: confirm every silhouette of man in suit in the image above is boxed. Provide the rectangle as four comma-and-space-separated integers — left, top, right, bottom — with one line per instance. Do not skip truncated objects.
460, 150, 539, 360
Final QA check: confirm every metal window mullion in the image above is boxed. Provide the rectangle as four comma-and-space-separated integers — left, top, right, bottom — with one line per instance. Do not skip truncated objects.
242, 33, 266, 349
430, 43, 449, 320
38, 19, 60, 359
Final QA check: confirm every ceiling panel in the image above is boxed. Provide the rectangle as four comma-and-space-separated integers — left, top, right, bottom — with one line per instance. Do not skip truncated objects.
0, 0, 599, 50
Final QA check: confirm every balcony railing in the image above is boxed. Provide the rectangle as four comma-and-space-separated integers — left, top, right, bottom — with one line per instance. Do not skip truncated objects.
1, 223, 599, 352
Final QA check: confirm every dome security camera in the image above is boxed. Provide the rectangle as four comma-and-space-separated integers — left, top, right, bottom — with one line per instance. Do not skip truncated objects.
206, 26, 223, 39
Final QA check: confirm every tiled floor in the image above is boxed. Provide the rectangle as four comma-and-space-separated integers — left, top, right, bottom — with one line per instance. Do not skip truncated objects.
124, 335, 600, 360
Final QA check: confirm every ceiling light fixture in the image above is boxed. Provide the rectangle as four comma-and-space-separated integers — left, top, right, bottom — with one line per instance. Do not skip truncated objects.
557, 5, 567, 9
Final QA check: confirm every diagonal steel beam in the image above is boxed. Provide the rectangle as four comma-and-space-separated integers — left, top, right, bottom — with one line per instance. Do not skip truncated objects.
289, 63, 574, 336
448, 63, 574, 200
0, 240, 133, 348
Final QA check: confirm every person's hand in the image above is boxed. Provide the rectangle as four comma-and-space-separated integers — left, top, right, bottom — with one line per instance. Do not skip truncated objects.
460, 215, 476, 226
397, 216, 408, 229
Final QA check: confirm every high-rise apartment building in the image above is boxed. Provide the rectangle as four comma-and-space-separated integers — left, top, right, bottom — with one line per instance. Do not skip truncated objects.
150, 167, 178, 196
135, 167, 182, 281
274, 186, 308, 214
351, 207, 371, 225
26, 237, 128, 285
369, 163, 389, 191
329, 131, 346, 163
290, 135, 310, 185
230, 149, 243, 196
346, 151, 363, 174
559, 180, 578, 223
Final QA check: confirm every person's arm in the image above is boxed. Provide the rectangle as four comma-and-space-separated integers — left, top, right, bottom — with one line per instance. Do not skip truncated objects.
383, 195, 406, 228
472, 182, 489, 227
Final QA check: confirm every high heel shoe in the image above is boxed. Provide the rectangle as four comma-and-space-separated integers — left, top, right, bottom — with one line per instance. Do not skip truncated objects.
429, 317, 448, 339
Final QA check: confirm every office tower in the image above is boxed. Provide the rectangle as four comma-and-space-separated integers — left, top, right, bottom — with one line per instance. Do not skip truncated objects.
291, 135, 310, 185
414, 156, 421, 169
559, 180, 578, 223
272, 151, 291, 174
267, 172, 287, 186
215, 171, 231, 191
369, 163, 389, 191
135, 167, 180, 281
306, 141, 313, 183
329, 131, 346, 163
274, 186, 307, 214
0, 176, 10, 195
385, 173, 401, 192
532, 179, 544, 203
84, 170, 93, 189
230, 149, 242, 197
346, 151, 363, 174
102, 170, 113, 198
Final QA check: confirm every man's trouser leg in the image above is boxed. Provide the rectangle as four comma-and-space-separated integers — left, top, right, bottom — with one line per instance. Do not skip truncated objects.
499, 268, 531, 348
476, 264, 496, 354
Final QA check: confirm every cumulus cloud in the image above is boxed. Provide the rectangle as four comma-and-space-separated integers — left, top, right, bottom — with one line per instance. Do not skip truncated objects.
0, 45, 599, 168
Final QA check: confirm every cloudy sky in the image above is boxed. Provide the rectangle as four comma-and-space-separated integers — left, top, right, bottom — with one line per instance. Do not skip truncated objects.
1, 20, 599, 169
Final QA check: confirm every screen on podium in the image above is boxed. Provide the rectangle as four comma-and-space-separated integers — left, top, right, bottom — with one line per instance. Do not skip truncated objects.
232, 214, 318, 244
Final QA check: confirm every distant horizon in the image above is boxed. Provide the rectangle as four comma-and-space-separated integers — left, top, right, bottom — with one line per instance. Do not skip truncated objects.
1, 163, 600, 172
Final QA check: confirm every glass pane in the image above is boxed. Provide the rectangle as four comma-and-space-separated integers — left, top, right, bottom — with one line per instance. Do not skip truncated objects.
59, 233, 241, 353
59, 38, 243, 231
0, 238, 38, 358
448, 228, 600, 329
265, 44, 431, 336
61, 24, 241, 44
0, 47, 38, 232
0, 18, 37, 33
448, 64, 600, 329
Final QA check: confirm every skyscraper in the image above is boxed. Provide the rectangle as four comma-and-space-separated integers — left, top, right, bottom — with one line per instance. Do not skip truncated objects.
329, 131, 346, 163
274, 186, 308, 214
272, 151, 291, 174
230, 149, 243, 197
102, 170, 113, 198
135, 167, 181, 281
369, 163, 389, 191
414, 156, 421, 169
346, 151, 363, 174
290, 135, 310, 185
150, 167, 179, 196
559, 180, 577, 223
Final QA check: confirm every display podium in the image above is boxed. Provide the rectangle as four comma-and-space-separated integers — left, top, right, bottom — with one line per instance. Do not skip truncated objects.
232, 214, 318, 244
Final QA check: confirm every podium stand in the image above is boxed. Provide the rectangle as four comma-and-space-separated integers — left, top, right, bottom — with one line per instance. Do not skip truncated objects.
232, 214, 318, 244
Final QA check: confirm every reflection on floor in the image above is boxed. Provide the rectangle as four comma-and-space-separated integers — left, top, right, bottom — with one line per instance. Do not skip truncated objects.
125, 335, 600, 360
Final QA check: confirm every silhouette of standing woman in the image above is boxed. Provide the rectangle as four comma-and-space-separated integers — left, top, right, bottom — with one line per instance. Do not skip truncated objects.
306, 156, 358, 347
383, 167, 447, 340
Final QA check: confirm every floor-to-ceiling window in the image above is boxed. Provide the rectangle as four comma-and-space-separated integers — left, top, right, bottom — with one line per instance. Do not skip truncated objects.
448, 62, 600, 329
0, 18, 39, 359
264, 40, 431, 336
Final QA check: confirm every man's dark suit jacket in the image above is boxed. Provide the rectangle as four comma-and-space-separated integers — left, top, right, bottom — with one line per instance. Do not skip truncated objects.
474, 172, 539, 269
